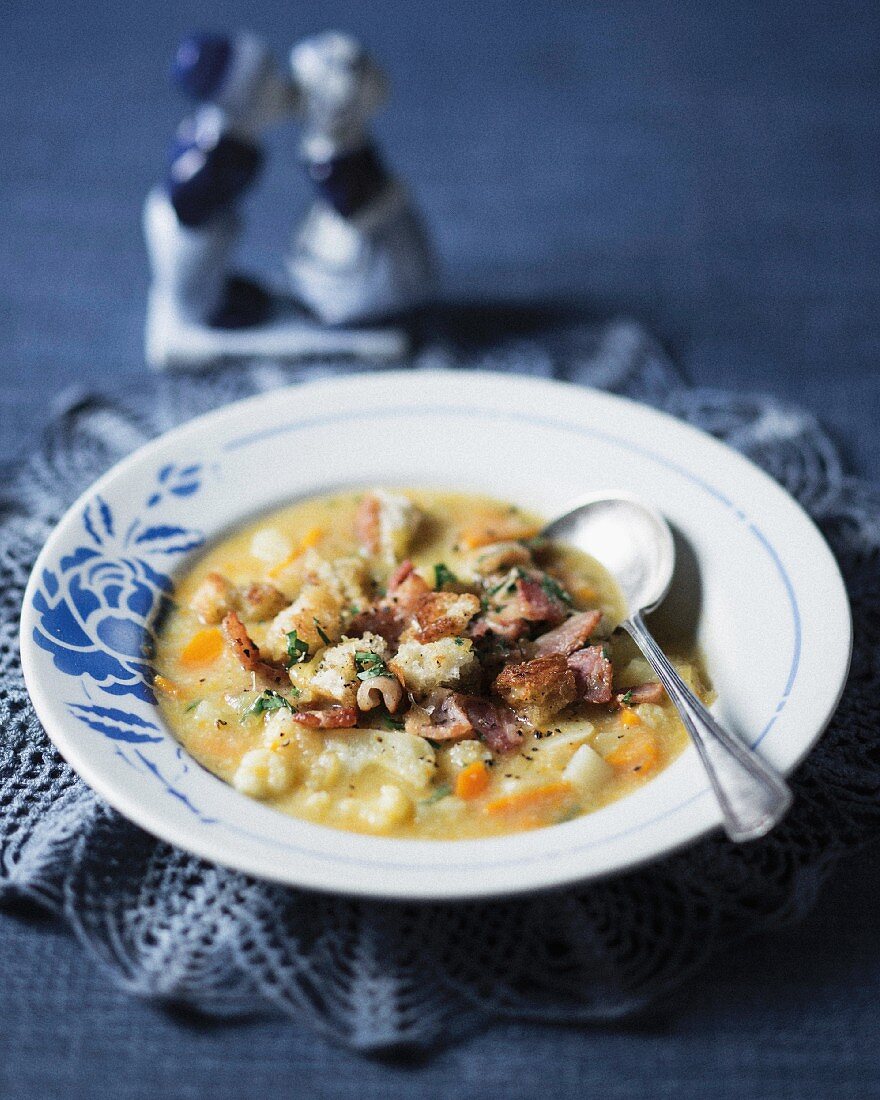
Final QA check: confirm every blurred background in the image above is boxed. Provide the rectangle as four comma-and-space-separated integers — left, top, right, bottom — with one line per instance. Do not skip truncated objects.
3, 1, 879, 471
2, 1, 880, 1097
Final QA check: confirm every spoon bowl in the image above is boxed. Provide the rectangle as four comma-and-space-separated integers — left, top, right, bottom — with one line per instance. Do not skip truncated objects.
543, 493, 675, 616
543, 492, 793, 842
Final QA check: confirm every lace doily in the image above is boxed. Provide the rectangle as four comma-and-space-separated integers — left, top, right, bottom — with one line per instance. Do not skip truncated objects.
2, 319, 878, 1053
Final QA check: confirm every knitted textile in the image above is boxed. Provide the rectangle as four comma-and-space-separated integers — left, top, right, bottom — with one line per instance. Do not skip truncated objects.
2, 319, 878, 1053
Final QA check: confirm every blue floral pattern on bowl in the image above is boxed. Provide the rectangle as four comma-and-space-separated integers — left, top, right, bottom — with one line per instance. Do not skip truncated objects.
31, 473, 204, 707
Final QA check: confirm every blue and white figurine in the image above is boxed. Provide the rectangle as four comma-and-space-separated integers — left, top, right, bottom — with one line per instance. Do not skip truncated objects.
286, 32, 436, 325
143, 31, 408, 370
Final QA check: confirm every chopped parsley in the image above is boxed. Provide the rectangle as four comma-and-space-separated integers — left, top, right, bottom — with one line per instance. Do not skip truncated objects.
421, 783, 453, 805
557, 805, 582, 824
245, 689, 293, 718
383, 716, 405, 731
313, 618, 331, 646
540, 574, 574, 606
620, 689, 634, 705
183, 700, 201, 713
433, 562, 458, 589
355, 650, 388, 680
286, 630, 310, 665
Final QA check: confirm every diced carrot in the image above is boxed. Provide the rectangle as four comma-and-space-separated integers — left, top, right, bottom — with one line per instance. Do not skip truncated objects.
454, 761, 490, 800
179, 627, 224, 668
153, 674, 180, 698
269, 526, 324, 577
620, 708, 641, 727
573, 584, 599, 603
485, 781, 573, 818
605, 730, 660, 773
458, 520, 541, 551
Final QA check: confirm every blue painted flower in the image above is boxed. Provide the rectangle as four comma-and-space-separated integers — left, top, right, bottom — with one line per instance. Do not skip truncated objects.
32, 488, 204, 704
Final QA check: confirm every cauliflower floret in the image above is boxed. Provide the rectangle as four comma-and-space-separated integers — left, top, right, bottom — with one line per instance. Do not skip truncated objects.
307, 751, 343, 790
448, 739, 492, 770
360, 784, 414, 833
389, 637, 478, 696
264, 583, 343, 660
437, 738, 492, 783
308, 632, 389, 705
233, 748, 296, 799
260, 708, 324, 759
250, 527, 294, 566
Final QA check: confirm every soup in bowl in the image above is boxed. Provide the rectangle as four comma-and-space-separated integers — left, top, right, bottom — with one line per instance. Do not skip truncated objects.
154, 488, 711, 838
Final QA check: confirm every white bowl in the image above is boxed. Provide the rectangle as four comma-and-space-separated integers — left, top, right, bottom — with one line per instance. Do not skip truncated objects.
20, 371, 851, 899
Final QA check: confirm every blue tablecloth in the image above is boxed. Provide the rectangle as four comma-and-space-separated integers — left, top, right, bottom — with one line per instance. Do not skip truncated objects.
3, 1, 879, 1096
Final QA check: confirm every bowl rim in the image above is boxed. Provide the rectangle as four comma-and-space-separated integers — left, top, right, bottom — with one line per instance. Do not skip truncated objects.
19, 369, 852, 900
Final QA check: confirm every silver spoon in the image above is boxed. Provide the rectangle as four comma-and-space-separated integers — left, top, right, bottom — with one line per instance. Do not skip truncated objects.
543, 493, 792, 842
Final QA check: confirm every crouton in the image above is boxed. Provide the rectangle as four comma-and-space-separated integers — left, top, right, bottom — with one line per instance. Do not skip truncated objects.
239, 582, 289, 621
404, 591, 481, 643
493, 654, 577, 727
264, 583, 344, 661
309, 633, 389, 706
389, 637, 479, 696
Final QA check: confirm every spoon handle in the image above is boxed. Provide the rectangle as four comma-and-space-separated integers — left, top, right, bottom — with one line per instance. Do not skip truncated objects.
624, 611, 793, 842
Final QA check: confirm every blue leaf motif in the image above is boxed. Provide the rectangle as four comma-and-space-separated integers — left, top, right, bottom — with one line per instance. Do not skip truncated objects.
60, 546, 100, 573
69, 703, 162, 744
98, 496, 114, 538
134, 524, 194, 544
146, 463, 203, 508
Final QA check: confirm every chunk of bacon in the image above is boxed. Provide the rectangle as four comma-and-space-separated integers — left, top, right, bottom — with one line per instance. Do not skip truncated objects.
483, 574, 566, 640
405, 690, 524, 753
388, 559, 416, 591
532, 609, 602, 658
346, 605, 406, 646
293, 706, 359, 729
405, 689, 474, 742
515, 577, 567, 625
221, 612, 289, 686
617, 682, 664, 706
469, 613, 530, 644
458, 696, 523, 754
355, 494, 381, 555
385, 559, 431, 611
567, 645, 613, 704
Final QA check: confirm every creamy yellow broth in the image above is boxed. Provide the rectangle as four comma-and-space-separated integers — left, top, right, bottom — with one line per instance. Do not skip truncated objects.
153, 489, 711, 839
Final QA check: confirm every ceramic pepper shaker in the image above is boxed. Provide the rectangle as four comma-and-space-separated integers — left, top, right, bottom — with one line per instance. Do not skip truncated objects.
143, 32, 297, 364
